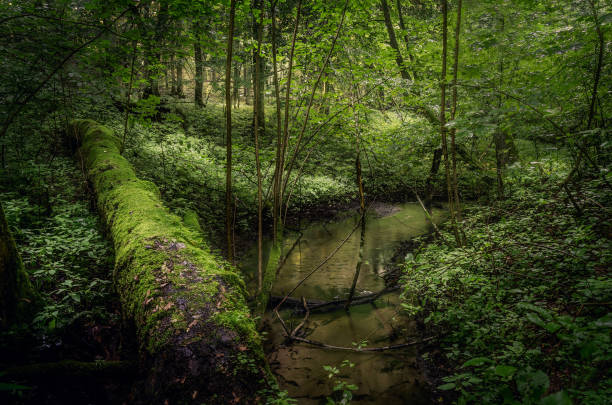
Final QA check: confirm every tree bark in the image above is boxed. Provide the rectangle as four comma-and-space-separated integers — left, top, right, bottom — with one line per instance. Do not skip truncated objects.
380, 0, 411, 81
494, 15, 505, 200
440, 0, 460, 244
225, 0, 237, 263
450, 0, 463, 241
194, 32, 204, 107
0, 202, 39, 327
395, 0, 418, 80
176, 57, 184, 98
252, 0, 265, 130
253, 0, 264, 293
587, 0, 604, 130
271, 0, 283, 241
424, 147, 442, 209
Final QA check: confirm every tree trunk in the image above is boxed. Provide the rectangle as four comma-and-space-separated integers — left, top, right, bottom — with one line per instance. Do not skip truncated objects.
395, 0, 418, 80
279, 0, 303, 224
253, 0, 264, 293
252, 0, 265, 130
233, 62, 240, 109
495, 15, 505, 200
194, 32, 204, 107
345, 102, 366, 309
450, 0, 463, 242
271, 0, 283, 241
440, 0, 460, 244
0, 202, 39, 327
176, 58, 184, 98
587, 0, 604, 131
225, 0, 237, 263
170, 53, 176, 95
380, 0, 411, 81
424, 147, 442, 209
67, 120, 268, 403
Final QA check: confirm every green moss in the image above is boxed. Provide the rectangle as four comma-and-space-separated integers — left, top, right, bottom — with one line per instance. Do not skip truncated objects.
182, 209, 202, 233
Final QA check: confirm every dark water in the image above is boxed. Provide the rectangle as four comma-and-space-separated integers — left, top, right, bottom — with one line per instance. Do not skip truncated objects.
242, 203, 445, 404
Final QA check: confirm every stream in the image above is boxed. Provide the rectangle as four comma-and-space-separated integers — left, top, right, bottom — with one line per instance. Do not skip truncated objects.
241, 203, 446, 404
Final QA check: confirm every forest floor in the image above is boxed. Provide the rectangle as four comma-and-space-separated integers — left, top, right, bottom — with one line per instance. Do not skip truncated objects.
1, 100, 610, 404
402, 164, 611, 404
0, 155, 137, 404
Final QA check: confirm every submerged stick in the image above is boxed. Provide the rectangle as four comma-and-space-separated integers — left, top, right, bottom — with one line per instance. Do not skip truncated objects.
289, 336, 435, 352
270, 286, 400, 312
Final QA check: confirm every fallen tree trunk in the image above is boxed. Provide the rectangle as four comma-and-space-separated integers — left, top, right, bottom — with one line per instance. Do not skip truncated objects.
4, 360, 136, 380
68, 120, 269, 404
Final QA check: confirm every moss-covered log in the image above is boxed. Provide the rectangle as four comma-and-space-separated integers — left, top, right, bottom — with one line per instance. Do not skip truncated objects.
68, 120, 269, 403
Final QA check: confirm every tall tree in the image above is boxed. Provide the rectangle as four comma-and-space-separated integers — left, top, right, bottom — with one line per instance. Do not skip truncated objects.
194, 30, 204, 106
253, 0, 264, 293
380, 0, 411, 81
440, 0, 460, 244
252, 0, 265, 130
494, 14, 505, 200
271, 0, 283, 241
225, 0, 237, 263
450, 0, 463, 228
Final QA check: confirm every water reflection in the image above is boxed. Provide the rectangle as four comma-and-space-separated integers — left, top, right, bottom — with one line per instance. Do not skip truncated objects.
242, 203, 445, 404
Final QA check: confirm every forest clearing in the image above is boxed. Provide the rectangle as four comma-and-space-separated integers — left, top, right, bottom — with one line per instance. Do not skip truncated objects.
0, 0, 610, 404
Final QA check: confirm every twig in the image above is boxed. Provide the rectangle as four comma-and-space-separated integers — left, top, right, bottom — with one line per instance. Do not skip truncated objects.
273, 214, 363, 311
291, 297, 310, 337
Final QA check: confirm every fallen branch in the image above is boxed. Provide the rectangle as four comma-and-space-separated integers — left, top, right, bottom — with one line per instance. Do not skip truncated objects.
291, 297, 310, 337
269, 286, 400, 313
289, 336, 436, 352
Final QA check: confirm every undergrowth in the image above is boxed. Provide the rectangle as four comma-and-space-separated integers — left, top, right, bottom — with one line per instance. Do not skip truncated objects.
1, 157, 115, 336
401, 161, 611, 404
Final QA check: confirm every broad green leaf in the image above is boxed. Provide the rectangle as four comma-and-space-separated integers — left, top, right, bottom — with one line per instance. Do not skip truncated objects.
495, 365, 518, 378
462, 357, 493, 367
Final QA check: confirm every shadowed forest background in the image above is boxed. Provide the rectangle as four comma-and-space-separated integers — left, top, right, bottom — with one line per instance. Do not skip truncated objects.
0, 0, 610, 404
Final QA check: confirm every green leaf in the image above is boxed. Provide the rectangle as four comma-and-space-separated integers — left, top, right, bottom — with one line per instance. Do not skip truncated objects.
526, 312, 547, 328
495, 365, 517, 378
438, 383, 456, 391
544, 322, 561, 334
462, 357, 493, 367
600, 13, 612, 25
540, 391, 572, 405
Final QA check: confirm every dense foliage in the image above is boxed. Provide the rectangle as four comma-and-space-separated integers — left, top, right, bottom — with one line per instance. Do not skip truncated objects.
0, 0, 609, 403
